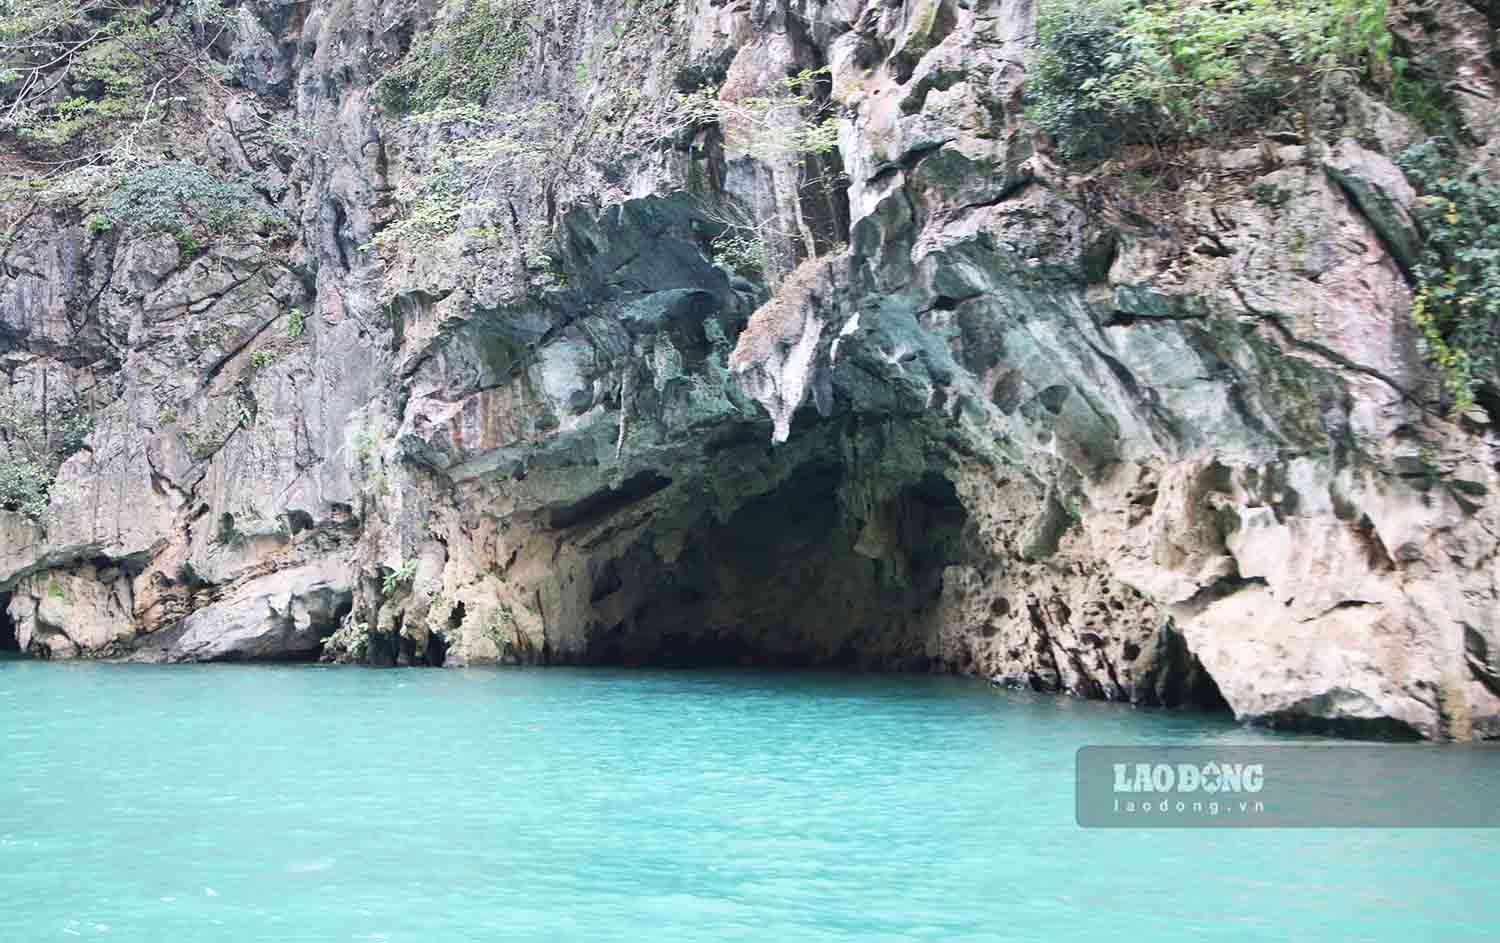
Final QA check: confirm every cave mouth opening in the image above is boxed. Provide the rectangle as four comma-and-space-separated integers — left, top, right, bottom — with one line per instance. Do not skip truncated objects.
579, 453, 971, 672
0, 592, 17, 654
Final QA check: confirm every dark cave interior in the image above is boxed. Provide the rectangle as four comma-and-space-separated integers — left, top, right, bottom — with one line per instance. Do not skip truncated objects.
0, 592, 17, 653
580, 457, 971, 670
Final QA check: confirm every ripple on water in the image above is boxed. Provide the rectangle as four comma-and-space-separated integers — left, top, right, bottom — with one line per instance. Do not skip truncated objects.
0, 664, 1497, 942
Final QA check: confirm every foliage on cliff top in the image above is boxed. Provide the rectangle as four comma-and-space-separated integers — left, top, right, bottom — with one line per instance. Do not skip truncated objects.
0, 0, 232, 156
1399, 138, 1500, 415
1027, 0, 1392, 158
374, 0, 534, 114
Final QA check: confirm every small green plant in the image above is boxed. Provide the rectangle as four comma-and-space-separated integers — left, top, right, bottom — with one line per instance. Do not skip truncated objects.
486, 603, 515, 650
354, 422, 382, 470
182, 397, 252, 461
262, 116, 319, 155
0, 1, 224, 154
249, 350, 276, 369
1398, 138, 1500, 415
322, 619, 372, 661
1251, 181, 1292, 209
56, 161, 287, 262
382, 560, 419, 596
679, 67, 840, 165
286, 307, 306, 339
101, 163, 278, 236
369, 166, 469, 250
711, 231, 766, 277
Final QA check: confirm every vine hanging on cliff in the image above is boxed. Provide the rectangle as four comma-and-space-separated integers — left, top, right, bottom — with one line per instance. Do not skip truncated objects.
1399, 138, 1500, 415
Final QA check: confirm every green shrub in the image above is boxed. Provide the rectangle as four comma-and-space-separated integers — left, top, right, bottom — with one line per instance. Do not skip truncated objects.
286, 307, 306, 339
100, 162, 274, 235
1028, 0, 1392, 158
374, 0, 533, 114
1398, 138, 1500, 414
322, 619, 371, 661
1027, 0, 1148, 158
678, 67, 840, 274
0, 455, 53, 521
0, 391, 93, 521
711, 231, 766, 278
82, 161, 284, 258
678, 67, 839, 164
249, 350, 276, 369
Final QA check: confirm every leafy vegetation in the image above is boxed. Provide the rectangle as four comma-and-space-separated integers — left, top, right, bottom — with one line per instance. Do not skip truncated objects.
1, 0, 232, 155
353, 420, 382, 471
0, 2, 272, 265
374, 0, 533, 114
711, 230, 766, 278
88, 160, 281, 253
322, 619, 371, 661
366, 102, 561, 266
1027, 0, 1392, 158
679, 67, 840, 166
486, 603, 515, 650
0, 389, 93, 521
382, 559, 418, 596
1398, 138, 1500, 415
679, 66, 842, 281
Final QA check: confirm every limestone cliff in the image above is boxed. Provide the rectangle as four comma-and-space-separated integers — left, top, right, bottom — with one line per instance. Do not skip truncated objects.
3, 0, 1499, 740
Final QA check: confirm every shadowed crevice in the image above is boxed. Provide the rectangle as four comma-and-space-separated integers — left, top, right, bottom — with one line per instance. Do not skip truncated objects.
0, 593, 17, 653
548, 471, 673, 530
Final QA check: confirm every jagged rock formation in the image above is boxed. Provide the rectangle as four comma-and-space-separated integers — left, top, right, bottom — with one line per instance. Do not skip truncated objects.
3, 0, 1500, 740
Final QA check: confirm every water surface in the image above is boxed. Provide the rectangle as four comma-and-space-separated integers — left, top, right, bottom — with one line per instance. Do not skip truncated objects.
1, 660, 1496, 941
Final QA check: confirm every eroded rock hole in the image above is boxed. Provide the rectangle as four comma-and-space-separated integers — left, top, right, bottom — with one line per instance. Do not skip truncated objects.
426, 630, 448, 668
580, 458, 969, 670
1132, 624, 1231, 714
0, 593, 18, 653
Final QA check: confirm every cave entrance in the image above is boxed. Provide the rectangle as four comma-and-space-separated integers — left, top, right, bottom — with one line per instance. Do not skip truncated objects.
0, 592, 18, 654
580, 453, 970, 671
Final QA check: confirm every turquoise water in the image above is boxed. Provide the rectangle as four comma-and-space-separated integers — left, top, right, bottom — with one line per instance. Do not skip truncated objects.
2, 660, 1497, 942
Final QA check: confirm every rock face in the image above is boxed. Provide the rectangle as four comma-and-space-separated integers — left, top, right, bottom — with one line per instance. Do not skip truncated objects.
3, 0, 1499, 740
